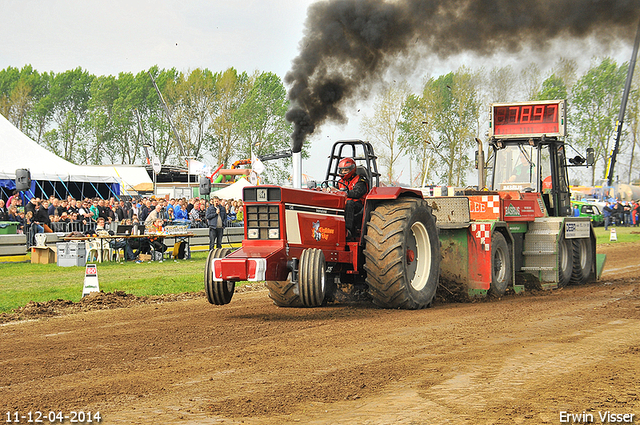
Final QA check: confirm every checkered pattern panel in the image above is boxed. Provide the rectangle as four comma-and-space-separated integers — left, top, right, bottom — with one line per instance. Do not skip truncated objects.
471, 223, 492, 251
481, 195, 501, 215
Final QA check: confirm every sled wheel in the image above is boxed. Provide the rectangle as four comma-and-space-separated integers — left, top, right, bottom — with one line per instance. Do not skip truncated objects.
204, 248, 234, 305
570, 238, 593, 285
489, 232, 511, 297
298, 248, 327, 307
363, 199, 440, 309
557, 233, 573, 289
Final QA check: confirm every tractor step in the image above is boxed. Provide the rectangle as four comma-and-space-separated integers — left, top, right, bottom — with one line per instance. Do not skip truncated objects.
522, 250, 556, 256
521, 266, 555, 271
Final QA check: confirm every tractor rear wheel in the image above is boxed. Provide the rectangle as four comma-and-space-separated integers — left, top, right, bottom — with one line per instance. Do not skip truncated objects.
489, 232, 511, 297
299, 248, 327, 307
570, 238, 593, 285
557, 233, 573, 289
204, 248, 235, 305
363, 199, 440, 309
266, 273, 303, 307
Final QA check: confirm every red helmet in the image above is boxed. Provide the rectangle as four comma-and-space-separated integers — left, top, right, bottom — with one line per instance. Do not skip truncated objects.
338, 157, 356, 179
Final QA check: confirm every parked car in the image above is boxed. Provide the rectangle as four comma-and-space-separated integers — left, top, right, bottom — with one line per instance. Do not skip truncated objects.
571, 201, 604, 226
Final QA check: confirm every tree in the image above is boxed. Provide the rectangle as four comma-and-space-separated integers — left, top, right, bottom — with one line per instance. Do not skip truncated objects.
487, 65, 518, 103
403, 68, 480, 186
47, 67, 94, 162
172, 68, 217, 160
552, 58, 578, 93
146, 67, 181, 165
536, 74, 568, 101
208, 68, 251, 168
87, 74, 119, 164
521, 63, 542, 100
571, 58, 626, 185
361, 82, 411, 184
399, 92, 438, 186
236, 72, 293, 184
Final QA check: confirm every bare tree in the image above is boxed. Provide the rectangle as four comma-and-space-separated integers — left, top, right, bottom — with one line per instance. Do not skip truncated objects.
520, 63, 542, 100
361, 82, 411, 184
487, 66, 518, 103
401, 67, 480, 186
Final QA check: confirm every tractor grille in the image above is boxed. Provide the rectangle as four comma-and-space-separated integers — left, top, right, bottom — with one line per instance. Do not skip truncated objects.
246, 204, 280, 239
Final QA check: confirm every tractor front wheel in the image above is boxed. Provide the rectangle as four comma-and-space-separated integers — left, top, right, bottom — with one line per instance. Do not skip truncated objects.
299, 248, 327, 307
204, 248, 235, 305
363, 199, 440, 309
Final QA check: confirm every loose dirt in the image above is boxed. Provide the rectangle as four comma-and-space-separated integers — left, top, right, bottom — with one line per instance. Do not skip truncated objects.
1, 242, 638, 424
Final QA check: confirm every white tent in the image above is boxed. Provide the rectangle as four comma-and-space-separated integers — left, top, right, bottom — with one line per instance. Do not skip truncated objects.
83, 165, 153, 195
212, 178, 252, 200
0, 112, 117, 184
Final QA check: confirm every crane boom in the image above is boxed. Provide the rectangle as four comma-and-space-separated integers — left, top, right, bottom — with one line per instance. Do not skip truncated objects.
607, 19, 640, 186
148, 71, 186, 158
133, 109, 151, 165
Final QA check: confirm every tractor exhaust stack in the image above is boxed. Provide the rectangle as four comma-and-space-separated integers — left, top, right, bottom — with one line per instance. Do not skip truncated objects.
293, 151, 302, 188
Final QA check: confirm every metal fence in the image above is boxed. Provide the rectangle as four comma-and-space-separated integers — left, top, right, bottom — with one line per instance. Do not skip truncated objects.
24, 219, 244, 248
27, 221, 98, 249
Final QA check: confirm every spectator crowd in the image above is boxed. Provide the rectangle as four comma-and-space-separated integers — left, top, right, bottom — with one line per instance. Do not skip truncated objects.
602, 199, 640, 230
0, 190, 245, 247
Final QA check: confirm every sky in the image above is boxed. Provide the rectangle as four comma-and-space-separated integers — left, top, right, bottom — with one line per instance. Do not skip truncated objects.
0, 0, 638, 184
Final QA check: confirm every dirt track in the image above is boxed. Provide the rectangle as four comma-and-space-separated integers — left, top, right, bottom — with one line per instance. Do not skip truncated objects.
1, 242, 639, 424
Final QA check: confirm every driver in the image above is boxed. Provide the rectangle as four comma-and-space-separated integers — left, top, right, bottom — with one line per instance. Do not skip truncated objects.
507, 154, 531, 183
335, 157, 368, 238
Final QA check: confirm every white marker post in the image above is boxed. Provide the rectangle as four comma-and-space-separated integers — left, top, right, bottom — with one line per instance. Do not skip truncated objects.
609, 228, 618, 242
82, 264, 100, 297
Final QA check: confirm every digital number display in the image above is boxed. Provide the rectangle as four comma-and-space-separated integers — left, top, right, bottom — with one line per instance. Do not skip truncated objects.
491, 100, 565, 138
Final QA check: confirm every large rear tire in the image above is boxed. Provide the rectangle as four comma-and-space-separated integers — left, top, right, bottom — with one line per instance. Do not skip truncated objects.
266, 273, 303, 307
299, 248, 327, 307
557, 233, 573, 289
570, 238, 593, 285
363, 199, 440, 309
489, 232, 511, 297
204, 248, 235, 305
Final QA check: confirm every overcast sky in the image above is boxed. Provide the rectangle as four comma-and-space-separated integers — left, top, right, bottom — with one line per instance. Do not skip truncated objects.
1, 0, 638, 182
0, 0, 314, 79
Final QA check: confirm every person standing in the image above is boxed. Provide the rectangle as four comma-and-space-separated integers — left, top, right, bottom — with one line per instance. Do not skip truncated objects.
206, 196, 226, 250
0, 199, 7, 221
603, 201, 613, 230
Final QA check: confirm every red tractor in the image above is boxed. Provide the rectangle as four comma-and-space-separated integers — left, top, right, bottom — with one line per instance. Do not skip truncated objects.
205, 139, 441, 309
205, 100, 601, 309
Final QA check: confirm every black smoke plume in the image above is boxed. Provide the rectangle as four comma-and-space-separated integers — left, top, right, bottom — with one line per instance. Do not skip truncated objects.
285, 0, 640, 153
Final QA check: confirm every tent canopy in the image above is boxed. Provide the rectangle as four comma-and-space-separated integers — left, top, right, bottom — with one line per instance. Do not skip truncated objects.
0, 113, 117, 183
211, 178, 251, 200
83, 165, 153, 195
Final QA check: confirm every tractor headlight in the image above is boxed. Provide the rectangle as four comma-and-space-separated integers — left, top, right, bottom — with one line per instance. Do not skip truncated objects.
247, 228, 259, 239
268, 228, 279, 239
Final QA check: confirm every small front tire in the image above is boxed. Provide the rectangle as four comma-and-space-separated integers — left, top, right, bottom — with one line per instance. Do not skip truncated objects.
298, 248, 327, 307
205, 248, 235, 305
